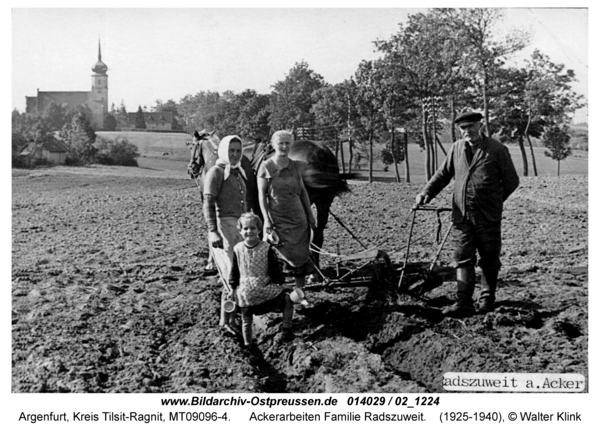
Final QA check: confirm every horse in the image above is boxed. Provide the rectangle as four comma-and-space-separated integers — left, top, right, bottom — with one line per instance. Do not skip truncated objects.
189, 131, 350, 278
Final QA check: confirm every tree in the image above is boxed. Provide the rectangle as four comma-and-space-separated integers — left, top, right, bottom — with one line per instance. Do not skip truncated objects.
234, 90, 271, 141
178, 91, 223, 132
112, 101, 129, 129
12, 129, 28, 154
178, 94, 198, 133
60, 112, 97, 165
43, 102, 68, 131
374, 56, 421, 182
354, 60, 384, 183
311, 84, 347, 133
491, 66, 537, 176
12, 130, 28, 166
104, 114, 117, 131
311, 80, 361, 173
543, 124, 572, 176
380, 135, 405, 170
95, 136, 140, 166
493, 50, 585, 177
443, 8, 530, 136
375, 10, 467, 180
12, 109, 49, 155
134, 106, 146, 129
153, 99, 183, 130
13, 109, 39, 140
215, 90, 241, 136
269, 61, 326, 133
525, 51, 585, 124
12, 110, 38, 162
65, 104, 94, 122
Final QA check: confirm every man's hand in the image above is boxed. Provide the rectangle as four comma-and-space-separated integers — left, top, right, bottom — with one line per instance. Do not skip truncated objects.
414, 193, 429, 207
208, 231, 223, 249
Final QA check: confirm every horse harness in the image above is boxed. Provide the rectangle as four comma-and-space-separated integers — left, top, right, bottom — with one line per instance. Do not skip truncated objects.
189, 136, 219, 179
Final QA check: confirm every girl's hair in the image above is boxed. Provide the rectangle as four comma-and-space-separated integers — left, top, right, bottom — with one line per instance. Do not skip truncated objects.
229, 137, 242, 145
237, 212, 263, 232
270, 130, 293, 144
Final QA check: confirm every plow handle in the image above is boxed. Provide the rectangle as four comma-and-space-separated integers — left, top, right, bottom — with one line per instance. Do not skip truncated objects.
397, 209, 417, 290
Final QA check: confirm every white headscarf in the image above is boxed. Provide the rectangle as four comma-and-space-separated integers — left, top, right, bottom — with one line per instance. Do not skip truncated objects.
216, 135, 247, 180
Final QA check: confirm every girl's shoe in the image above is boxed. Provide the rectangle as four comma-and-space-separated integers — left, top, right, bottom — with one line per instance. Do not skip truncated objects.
223, 323, 243, 339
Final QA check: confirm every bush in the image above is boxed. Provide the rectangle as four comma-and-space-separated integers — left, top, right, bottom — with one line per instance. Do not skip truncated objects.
12, 156, 27, 168
95, 136, 140, 166
104, 114, 117, 131
61, 112, 97, 165
380, 138, 405, 167
32, 158, 53, 167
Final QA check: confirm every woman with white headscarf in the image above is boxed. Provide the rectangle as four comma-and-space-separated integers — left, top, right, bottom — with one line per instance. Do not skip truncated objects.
203, 135, 248, 334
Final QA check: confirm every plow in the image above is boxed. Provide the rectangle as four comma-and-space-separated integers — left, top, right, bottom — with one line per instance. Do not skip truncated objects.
306, 204, 454, 299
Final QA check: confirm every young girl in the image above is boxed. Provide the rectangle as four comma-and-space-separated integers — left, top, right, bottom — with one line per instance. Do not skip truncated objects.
229, 212, 295, 346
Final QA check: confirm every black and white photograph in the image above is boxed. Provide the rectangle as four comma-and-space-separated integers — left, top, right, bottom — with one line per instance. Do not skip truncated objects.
9, 2, 594, 429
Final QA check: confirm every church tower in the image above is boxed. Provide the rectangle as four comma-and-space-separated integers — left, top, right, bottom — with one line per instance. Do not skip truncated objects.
90, 40, 108, 129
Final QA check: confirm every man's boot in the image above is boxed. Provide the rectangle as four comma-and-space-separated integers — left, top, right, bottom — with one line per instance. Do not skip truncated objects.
443, 266, 475, 318
478, 267, 498, 314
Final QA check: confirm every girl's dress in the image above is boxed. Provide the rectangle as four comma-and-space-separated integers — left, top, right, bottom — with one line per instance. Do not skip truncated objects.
229, 240, 292, 345
230, 241, 285, 308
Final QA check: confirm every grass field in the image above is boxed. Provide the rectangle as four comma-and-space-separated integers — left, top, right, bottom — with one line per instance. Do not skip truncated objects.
98, 131, 192, 159
98, 131, 588, 185
346, 143, 588, 183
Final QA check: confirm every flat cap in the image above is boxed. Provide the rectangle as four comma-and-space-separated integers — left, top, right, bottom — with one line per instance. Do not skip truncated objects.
455, 111, 483, 126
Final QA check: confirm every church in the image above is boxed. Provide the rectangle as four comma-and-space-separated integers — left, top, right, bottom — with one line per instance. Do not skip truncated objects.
26, 42, 109, 130
25, 42, 174, 131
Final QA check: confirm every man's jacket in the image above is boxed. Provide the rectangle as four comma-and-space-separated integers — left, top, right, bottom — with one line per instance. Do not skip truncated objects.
422, 135, 520, 223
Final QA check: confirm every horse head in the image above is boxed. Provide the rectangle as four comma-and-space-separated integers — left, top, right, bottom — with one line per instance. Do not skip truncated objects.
243, 140, 273, 175
188, 130, 221, 180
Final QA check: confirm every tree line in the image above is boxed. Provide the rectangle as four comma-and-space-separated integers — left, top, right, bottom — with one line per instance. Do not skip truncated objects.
13, 9, 585, 177
12, 104, 140, 167
154, 9, 584, 180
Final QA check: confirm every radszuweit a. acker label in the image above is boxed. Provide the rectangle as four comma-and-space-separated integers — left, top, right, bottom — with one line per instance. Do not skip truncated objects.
443, 372, 585, 392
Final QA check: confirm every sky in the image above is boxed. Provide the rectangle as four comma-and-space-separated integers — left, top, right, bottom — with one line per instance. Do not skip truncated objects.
11, 5, 589, 122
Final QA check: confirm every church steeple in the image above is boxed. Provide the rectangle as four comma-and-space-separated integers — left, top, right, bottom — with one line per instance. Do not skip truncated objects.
90, 40, 109, 129
92, 40, 108, 75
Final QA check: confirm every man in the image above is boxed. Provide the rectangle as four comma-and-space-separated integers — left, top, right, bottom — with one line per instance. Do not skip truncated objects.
415, 111, 519, 317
